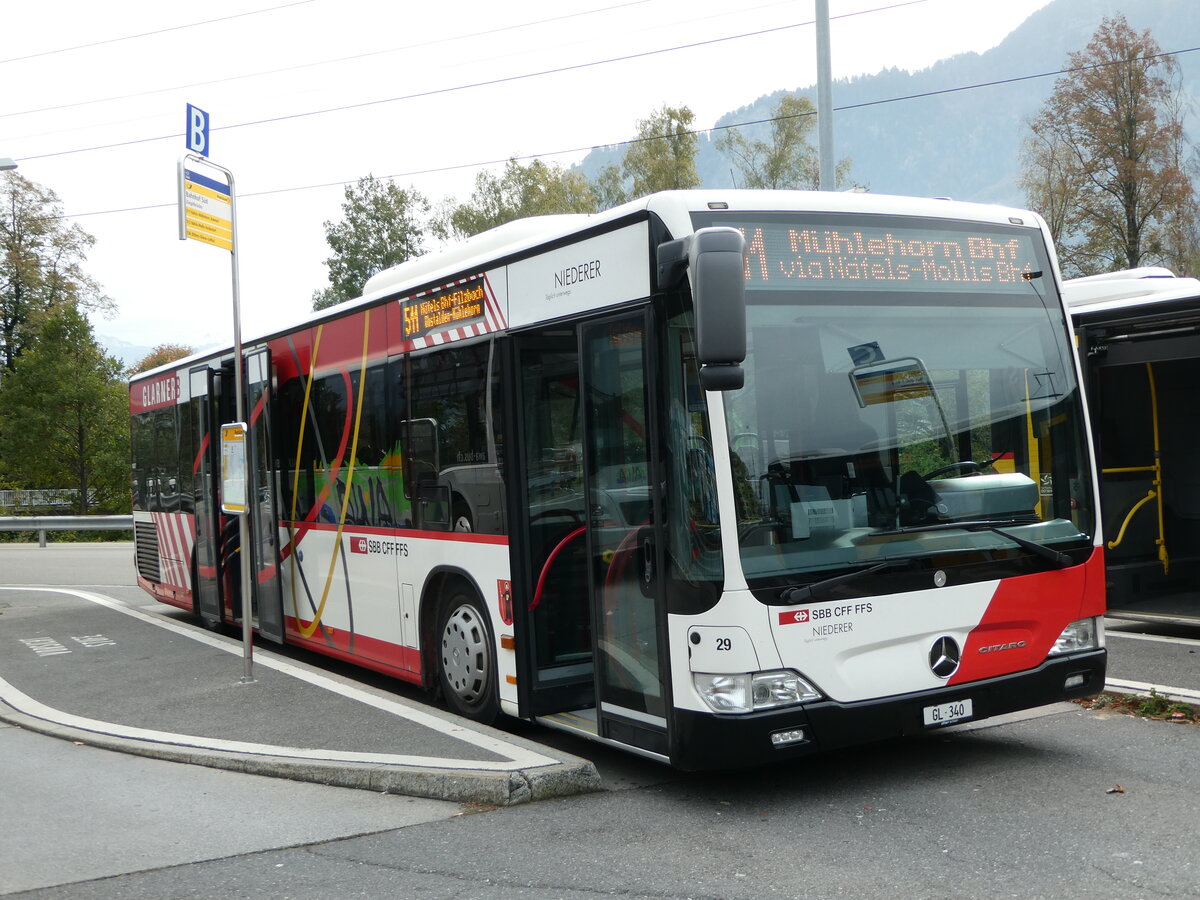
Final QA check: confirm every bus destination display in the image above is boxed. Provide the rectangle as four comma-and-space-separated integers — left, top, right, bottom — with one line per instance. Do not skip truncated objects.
726, 221, 1041, 293
402, 279, 486, 339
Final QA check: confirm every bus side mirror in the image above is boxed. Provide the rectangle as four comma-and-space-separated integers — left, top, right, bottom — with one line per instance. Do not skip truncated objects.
690, 227, 747, 391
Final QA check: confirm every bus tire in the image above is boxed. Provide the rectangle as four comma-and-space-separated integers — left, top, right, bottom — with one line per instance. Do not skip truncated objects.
436, 587, 499, 724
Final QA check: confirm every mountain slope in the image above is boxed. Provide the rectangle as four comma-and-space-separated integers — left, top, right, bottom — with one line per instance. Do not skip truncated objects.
577, 0, 1200, 207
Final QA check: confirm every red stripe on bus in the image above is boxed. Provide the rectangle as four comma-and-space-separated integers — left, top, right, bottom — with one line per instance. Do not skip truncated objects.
949, 549, 1105, 685
283, 616, 422, 680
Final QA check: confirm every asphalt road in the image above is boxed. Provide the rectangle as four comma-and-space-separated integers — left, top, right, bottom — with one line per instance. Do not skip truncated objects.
2, 542, 1199, 898
6, 701, 1199, 899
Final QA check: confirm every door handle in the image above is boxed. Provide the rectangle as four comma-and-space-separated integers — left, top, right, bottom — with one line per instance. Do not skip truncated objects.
638, 527, 655, 596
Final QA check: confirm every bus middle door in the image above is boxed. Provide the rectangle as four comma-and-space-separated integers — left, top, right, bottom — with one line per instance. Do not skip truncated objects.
244, 348, 285, 643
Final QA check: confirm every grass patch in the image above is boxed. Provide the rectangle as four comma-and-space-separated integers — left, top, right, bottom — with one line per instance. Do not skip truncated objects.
1075, 688, 1198, 725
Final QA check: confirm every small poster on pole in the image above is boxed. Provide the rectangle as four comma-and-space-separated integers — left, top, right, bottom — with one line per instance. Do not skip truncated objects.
220, 422, 248, 515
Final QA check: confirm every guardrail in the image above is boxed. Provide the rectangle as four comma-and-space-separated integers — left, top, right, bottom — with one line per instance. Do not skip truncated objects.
0, 488, 92, 509
0, 515, 133, 548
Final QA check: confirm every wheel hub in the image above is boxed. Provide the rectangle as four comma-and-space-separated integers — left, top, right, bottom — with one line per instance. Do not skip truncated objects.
441, 604, 488, 703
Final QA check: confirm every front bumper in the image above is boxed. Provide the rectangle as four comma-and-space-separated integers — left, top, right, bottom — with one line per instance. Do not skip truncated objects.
670, 648, 1106, 770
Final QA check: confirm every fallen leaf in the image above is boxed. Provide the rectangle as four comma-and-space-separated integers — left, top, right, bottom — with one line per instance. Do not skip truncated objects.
1106, 785, 1125, 794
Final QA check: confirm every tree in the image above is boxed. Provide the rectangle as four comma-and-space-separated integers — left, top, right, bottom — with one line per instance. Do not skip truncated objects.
1, 171, 112, 375
312, 176, 430, 310
591, 163, 629, 211
439, 158, 598, 241
1020, 15, 1197, 277
621, 105, 702, 198
716, 93, 855, 190
0, 304, 129, 514
131, 343, 194, 375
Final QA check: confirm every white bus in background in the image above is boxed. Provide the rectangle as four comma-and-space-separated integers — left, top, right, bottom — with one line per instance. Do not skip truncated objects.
130, 190, 1106, 769
1066, 267, 1200, 624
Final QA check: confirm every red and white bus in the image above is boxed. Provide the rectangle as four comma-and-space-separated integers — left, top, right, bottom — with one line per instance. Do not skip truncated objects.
130, 190, 1106, 769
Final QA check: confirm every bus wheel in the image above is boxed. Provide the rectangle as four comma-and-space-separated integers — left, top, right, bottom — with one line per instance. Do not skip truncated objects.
436, 589, 498, 723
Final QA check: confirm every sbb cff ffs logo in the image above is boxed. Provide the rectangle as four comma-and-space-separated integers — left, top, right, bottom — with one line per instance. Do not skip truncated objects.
348, 537, 409, 557
779, 609, 811, 625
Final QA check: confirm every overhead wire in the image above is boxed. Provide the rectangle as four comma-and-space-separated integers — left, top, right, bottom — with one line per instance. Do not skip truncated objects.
0, 0, 657, 121
0, 0, 319, 65
12, 0, 932, 161
56, 43, 1200, 221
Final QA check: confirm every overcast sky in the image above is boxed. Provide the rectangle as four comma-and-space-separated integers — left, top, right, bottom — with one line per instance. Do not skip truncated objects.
2, 0, 1052, 357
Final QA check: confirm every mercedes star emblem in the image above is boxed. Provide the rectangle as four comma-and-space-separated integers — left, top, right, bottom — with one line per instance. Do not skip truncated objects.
929, 635, 962, 678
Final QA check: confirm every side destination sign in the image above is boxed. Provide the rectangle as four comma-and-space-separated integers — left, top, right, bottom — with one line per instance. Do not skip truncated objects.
402, 278, 486, 340
183, 168, 233, 251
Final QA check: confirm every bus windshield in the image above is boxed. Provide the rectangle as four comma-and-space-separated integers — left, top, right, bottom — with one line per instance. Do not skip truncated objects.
704, 212, 1095, 589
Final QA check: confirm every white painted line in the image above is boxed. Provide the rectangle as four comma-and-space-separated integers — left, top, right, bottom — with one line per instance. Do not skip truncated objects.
1105, 630, 1200, 648
0, 586, 561, 771
1106, 678, 1200, 704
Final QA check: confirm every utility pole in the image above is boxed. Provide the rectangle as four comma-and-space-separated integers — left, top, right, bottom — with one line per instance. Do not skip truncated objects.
815, 0, 835, 190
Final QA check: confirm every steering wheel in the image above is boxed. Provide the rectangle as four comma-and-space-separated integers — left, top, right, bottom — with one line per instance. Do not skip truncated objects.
923, 460, 981, 479
923, 452, 1004, 480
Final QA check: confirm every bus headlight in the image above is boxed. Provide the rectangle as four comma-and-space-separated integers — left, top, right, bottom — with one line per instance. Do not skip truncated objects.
1048, 617, 1101, 655
694, 670, 822, 714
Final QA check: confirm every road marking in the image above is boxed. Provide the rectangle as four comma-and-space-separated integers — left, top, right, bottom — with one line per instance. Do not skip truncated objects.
1105, 630, 1200, 649
0, 586, 561, 772
19, 637, 71, 656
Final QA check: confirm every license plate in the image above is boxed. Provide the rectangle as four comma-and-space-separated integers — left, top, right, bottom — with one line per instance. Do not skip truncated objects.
923, 698, 973, 727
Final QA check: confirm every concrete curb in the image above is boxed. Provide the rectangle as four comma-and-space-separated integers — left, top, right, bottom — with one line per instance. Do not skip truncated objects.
0, 702, 602, 806
1105, 678, 1200, 706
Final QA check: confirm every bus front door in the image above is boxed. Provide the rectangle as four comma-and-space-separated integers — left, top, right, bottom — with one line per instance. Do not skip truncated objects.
580, 312, 669, 756
189, 365, 223, 627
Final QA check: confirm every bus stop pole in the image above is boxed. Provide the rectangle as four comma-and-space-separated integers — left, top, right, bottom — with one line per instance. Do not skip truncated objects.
180, 145, 254, 684
227, 170, 255, 685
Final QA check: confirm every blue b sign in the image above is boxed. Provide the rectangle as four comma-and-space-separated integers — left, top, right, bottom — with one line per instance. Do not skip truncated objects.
186, 104, 210, 157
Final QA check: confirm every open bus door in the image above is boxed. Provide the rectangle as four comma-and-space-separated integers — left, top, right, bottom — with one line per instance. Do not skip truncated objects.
189, 364, 223, 627
514, 309, 670, 758
244, 348, 284, 643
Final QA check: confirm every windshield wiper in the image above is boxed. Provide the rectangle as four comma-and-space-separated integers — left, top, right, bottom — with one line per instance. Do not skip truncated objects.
988, 526, 1074, 568
870, 518, 1074, 568
773, 559, 911, 606
870, 516, 1037, 536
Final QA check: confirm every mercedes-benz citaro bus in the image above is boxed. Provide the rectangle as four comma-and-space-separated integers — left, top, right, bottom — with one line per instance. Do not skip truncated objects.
130, 190, 1106, 769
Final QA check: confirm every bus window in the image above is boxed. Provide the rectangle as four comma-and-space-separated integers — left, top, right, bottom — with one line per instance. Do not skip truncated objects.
663, 305, 722, 610
408, 342, 502, 533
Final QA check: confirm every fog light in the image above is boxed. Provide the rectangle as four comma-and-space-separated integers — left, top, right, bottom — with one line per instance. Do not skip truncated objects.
770, 728, 807, 747
1064, 672, 1088, 690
